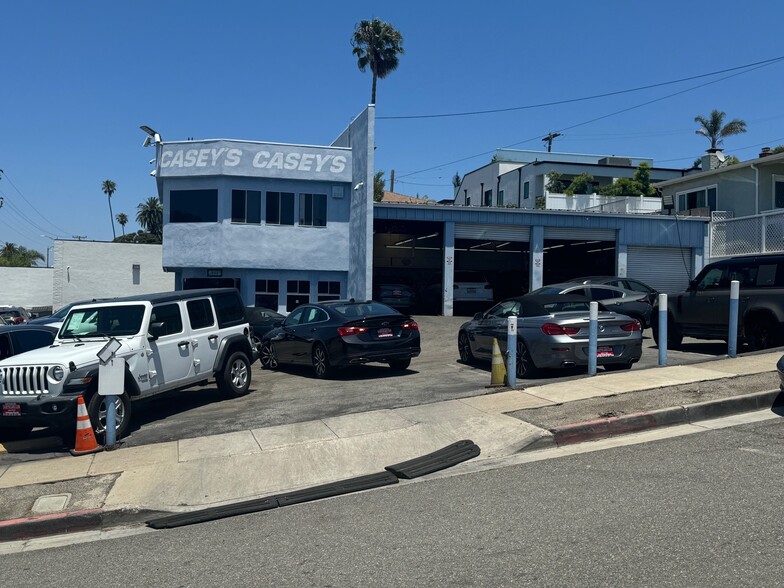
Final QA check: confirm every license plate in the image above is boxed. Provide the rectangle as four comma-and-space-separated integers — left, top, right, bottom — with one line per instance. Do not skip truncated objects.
466, 288, 477, 293
597, 346, 614, 358
392, 290, 402, 296
377, 327, 393, 338
2, 403, 21, 417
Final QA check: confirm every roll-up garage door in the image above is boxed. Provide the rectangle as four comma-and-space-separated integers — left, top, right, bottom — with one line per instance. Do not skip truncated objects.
543, 227, 617, 240
455, 224, 530, 242
627, 246, 693, 294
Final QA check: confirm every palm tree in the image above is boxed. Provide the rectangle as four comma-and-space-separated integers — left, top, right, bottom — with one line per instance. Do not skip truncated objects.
0, 242, 44, 267
136, 196, 163, 242
101, 180, 117, 240
694, 110, 747, 151
351, 18, 404, 104
116, 212, 128, 236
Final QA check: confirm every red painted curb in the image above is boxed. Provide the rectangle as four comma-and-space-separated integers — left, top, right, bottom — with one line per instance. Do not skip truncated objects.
0, 509, 103, 542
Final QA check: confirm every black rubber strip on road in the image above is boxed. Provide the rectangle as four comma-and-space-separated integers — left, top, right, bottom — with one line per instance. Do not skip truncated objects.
147, 471, 400, 530
147, 497, 279, 530
276, 471, 400, 507
385, 439, 481, 479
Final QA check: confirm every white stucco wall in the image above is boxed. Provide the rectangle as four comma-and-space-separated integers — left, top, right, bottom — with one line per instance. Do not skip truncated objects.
0, 267, 54, 309
52, 240, 174, 309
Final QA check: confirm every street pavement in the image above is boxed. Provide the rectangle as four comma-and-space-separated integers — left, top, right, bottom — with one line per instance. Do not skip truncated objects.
0, 347, 781, 541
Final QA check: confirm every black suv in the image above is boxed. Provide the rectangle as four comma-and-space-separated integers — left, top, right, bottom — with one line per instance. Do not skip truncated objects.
653, 254, 784, 350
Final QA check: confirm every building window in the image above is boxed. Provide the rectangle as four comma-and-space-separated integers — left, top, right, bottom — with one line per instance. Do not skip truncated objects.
255, 279, 279, 309
466, 196, 471, 206
232, 190, 261, 224
170, 189, 218, 223
266, 192, 295, 225
287, 280, 310, 311
317, 281, 341, 302
676, 185, 718, 212
299, 193, 327, 227
496, 190, 504, 207
523, 181, 530, 200
774, 176, 784, 208
484, 189, 492, 207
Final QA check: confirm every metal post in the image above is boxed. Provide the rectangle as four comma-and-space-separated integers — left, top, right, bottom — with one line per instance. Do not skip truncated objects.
588, 301, 598, 376
658, 293, 668, 366
507, 316, 517, 388
728, 280, 739, 358
105, 397, 116, 446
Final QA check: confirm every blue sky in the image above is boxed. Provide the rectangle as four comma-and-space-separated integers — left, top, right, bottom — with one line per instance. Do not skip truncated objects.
2, 1, 784, 258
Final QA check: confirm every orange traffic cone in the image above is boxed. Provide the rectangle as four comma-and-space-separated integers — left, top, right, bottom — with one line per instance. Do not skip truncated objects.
70, 395, 104, 456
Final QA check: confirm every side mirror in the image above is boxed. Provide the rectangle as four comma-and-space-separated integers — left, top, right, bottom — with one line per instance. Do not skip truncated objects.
148, 321, 166, 340
688, 279, 697, 290
273, 319, 284, 328
473, 312, 484, 320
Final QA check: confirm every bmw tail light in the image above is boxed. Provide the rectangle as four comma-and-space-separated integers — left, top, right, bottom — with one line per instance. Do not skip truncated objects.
338, 326, 368, 337
636, 297, 652, 305
402, 321, 419, 331
541, 323, 580, 336
621, 321, 641, 332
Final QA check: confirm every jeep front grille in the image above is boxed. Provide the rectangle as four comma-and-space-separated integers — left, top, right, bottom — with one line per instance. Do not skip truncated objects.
0, 366, 51, 396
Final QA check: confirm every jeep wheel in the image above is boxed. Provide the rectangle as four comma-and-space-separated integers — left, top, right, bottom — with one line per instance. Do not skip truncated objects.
746, 317, 779, 351
218, 351, 251, 397
259, 341, 278, 370
312, 343, 332, 379
87, 391, 132, 444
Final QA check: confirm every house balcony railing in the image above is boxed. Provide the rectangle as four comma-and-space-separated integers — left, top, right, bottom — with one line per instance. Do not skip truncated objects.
710, 209, 784, 259
544, 193, 662, 214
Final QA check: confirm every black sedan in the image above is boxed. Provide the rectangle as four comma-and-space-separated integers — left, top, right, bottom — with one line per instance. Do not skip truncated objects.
458, 294, 642, 377
0, 324, 58, 361
246, 306, 285, 352
259, 300, 421, 378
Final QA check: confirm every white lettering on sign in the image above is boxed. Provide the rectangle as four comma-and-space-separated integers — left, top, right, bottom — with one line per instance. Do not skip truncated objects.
160, 146, 349, 177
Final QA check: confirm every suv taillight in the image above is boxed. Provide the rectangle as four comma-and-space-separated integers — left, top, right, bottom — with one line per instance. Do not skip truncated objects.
541, 323, 580, 336
621, 321, 641, 332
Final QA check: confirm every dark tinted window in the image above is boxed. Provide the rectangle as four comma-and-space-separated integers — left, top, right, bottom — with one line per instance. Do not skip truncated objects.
12, 330, 56, 353
232, 190, 261, 224
150, 304, 183, 336
332, 302, 399, 318
695, 265, 727, 289
212, 292, 245, 327
0, 334, 12, 359
299, 193, 327, 227
170, 190, 218, 223
590, 287, 623, 300
187, 299, 215, 330
266, 192, 295, 225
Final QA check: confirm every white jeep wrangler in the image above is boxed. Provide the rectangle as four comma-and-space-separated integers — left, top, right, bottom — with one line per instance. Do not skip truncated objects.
0, 288, 256, 442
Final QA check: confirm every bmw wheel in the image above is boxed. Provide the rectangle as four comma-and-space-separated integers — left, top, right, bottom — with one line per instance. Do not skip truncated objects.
458, 332, 475, 364
516, 340, 538, 379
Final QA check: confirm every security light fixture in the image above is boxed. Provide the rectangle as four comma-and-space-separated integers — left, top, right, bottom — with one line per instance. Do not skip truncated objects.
140, 125, 162, 147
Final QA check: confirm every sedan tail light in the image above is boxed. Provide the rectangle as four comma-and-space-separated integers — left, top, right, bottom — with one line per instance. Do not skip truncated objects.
541, 323, 580, 336
402, 321, 419, 331
636, 297, 652, 305
621, 321, 641, 332
338, 326, 368, 337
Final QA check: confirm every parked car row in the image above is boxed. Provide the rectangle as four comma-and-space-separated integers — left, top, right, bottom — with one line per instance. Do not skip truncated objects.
0, 305, 32, 324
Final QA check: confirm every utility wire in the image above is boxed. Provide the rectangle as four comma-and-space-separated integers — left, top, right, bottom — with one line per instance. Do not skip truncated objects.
0, 170, 73, 236
379, 55, 784, 120
397, 58, 780, 180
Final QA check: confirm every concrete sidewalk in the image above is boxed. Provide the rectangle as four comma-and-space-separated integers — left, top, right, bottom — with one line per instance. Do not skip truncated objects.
0, 350, 781, 538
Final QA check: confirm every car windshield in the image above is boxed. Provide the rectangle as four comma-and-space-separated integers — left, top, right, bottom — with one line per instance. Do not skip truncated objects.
528, 287, 563, 296
50, 304, 76, 320
61, 304, 145, 338
332, 301, 399, 318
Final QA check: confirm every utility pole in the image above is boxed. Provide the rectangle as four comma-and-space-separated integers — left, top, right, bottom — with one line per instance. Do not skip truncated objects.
542, 132, 562, 152
390, 169, 395, 193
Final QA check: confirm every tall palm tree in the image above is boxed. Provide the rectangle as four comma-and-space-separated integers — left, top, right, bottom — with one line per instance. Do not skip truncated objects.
101, 180, 117, 240
351, 18, 404, 104
116, 212, 128, 236
136, 196, 163, 242
694, 109, 747, 151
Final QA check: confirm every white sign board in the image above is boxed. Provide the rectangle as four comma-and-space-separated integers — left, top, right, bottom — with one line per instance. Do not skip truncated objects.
98, 357, 125, 396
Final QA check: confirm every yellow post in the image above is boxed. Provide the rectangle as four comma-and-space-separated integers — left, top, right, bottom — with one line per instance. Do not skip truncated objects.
489, 338, 507, 387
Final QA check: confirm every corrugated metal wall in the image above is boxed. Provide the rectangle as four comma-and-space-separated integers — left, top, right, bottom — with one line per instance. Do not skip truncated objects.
627, 246, 693, 294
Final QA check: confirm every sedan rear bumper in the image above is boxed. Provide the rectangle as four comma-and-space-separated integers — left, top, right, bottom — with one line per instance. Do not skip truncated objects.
529, 339, 642, 369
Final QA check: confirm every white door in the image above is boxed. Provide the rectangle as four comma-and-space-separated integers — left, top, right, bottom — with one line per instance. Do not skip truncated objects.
147, 302, 193, 388
184, 297, 220, 377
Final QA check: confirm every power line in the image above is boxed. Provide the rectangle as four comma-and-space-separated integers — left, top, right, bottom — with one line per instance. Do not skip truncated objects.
378, 55, 784, 120
398, 58, 779, 180
0, 170, 73, 237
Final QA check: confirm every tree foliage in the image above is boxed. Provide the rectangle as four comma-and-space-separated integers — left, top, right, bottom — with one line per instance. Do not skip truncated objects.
597, 162, 656, 197
373, 170, 385, 202
564, 173, 595, 196
694, 109, 747, 150
113, 231, 162, 244
102, 179, 117, 240
0, 242, 45, 267
351, 18, 404, 104
115, 212, 128, 236
545, 172, 566, 193
136, 196, 163, 242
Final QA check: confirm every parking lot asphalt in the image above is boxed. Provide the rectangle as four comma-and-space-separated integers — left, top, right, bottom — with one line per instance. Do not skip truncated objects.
0, 317, 782, 539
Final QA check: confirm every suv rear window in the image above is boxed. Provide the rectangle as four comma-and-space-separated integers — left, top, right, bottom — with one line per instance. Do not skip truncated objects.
212, 292, 246, 328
